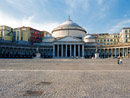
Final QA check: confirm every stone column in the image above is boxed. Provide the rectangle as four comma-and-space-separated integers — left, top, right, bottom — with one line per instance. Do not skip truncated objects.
61, 44, 63, 57
123, 48, 124, 57
78, 45, 80, 57
107, 48, 109, 57
103, 49, 105, 57
115, 48, 116, 57
66, 44, 67, 57
57, 44, 59, 57
53, 45, 55, 58
74, 44, 76, 57
119, 48, 120, 57
82, 45, 84, 57
127, 48, 129, 57
111, 48, 113, 57
70, 44, 72, 57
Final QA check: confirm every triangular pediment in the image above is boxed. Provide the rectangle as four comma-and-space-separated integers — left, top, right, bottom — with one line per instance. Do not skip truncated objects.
56, 36, 82, 42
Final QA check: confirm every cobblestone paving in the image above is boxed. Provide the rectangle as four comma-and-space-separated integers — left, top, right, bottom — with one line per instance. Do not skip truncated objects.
0, 58, 130, 70
0, 58, 130, 98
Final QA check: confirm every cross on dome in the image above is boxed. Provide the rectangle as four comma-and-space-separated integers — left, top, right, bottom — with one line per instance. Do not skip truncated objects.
68, 15, 71, 20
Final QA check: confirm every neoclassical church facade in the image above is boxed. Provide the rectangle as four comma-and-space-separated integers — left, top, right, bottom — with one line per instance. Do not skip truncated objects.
37, 19, 97, 58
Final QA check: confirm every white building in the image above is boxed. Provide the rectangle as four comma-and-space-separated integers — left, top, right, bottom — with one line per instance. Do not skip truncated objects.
39, 19, 97, 58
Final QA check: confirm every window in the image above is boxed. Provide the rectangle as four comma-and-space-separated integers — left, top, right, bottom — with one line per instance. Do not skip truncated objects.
126, 35, 127, 38
114, 36, 117, 38
126, 39, 128, 43
21, 32, 23, 41
107, 39, 109, 42
104, 39, 106, 42
125, 30, 128, 33
17, 31, 19, 41
129, 30, 130, 33
111, 39, 113, 41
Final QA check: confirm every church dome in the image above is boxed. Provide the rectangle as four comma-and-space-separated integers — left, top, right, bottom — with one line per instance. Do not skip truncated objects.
84, 35, 94, 39
83, 34, 95, 43
52, 19, 87, 38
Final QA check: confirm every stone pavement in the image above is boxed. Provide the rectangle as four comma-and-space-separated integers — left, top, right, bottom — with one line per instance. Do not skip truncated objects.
0, 58, 130, 98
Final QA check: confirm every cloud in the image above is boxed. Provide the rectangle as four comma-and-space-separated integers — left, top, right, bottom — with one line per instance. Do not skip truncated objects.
4, 0, 48, 19
109, 19, 130, 33
65, 0, 111, 19
0, 11, 60, 32
97, 0, 103, 5
65, 0, 89, 14
123, 10, 130, 18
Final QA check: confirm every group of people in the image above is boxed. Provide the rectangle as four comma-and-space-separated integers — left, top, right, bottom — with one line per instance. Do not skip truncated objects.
117, 57, 123, 64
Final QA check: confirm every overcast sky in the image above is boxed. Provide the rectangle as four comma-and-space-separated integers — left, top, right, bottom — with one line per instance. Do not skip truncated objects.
0, 0, 130, 33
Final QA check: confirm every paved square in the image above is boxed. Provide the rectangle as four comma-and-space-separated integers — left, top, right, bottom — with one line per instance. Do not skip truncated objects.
0, 58, 130, 98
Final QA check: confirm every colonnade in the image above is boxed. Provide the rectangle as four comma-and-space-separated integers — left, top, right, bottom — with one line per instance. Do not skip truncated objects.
0, 47, 36, 58
1, 44, 130, 58
85, 47, 130, 58
53, 44, 84, 58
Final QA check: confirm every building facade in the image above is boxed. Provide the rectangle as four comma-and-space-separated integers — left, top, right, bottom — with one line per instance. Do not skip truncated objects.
96, 33, 120, 45
20, 26, 50, 44
120, 27, 130, 43
0, 19, 130, 58
0, 25, 13, 42
0, 26, 51, 45
13, 28, 30, 44
37, 19, 130, 58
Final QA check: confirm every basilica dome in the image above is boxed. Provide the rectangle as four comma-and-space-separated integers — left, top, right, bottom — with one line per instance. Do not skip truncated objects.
52, 19, 87, 38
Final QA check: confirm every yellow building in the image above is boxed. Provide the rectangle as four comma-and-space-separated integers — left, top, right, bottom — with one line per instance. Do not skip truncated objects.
96, 33, 120, 45
113, 33, 120, 44
0, 25, 13, 42
96, 33, 109, 44
13, 28, 30, 44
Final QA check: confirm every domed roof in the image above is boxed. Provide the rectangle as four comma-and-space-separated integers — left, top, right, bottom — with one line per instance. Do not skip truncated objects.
52, 19, 87, 38
84, 35, 94, 39
52, 19, 86, 33
83, 34, 95, 43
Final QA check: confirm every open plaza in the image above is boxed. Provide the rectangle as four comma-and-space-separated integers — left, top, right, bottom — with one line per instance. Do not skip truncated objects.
0, 58, 130, 98
1, 18, 130, 98
1, 0, 130, 98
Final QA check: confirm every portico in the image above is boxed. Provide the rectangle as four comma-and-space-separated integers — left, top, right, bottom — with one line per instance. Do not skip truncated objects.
52, 36, 84, 58
53, 44, 84, 58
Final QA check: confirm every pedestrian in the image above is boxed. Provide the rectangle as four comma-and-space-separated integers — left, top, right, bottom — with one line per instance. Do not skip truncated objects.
117, 57, 120, 64
120, 57, 123, 64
